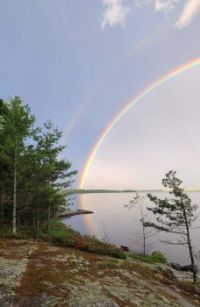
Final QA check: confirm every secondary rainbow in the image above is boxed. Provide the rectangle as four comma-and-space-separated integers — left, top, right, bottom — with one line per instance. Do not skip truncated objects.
79, 57, 200, 189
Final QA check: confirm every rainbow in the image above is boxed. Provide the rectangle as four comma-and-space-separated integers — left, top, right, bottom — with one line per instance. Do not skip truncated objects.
79, 57, 200, 189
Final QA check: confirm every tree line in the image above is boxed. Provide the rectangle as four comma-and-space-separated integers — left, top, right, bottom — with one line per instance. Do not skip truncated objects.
0, 97, 77, 237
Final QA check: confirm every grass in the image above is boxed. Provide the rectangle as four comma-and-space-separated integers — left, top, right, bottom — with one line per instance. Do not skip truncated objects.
126, 251, 166, 264
106, 258, 121, 268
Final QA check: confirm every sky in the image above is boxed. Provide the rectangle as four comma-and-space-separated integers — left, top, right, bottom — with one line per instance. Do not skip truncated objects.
0, 0, 200, 189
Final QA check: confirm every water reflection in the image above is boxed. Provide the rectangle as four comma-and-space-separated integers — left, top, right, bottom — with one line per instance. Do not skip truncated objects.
63, 192, 200, 266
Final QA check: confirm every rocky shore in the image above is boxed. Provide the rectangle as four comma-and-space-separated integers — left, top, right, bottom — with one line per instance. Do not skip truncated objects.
0, 238, 200, 306
58, 209, 93, 218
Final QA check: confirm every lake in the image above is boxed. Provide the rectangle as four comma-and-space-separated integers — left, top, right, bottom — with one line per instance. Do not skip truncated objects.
62, 192, 200, 266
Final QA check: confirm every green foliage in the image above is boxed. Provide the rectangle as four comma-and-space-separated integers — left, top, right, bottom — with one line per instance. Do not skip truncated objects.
150, 251, 166, 263
78, 235, 125, 258
47, 221, 78, 247
45, 222, 126, 259
147, 170, 197, 231
0, 97, 36, 234
0, 222, 34, 239
0, 96, 125, 260
147, 170, 198, 283
0, 97, 77, 236
126, 250, 166, 264
0, 223, 12, 237
108, 247, 126, 259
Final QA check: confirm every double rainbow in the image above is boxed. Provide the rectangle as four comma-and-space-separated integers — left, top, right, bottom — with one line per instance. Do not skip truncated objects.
79, 58, 200, 189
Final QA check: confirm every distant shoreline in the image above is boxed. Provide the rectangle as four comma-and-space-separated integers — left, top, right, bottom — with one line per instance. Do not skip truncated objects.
65, 189, 163, 195
65, 189, 200, 195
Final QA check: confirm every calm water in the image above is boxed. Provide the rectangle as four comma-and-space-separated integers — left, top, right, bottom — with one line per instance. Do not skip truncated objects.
62, 192, 200, 266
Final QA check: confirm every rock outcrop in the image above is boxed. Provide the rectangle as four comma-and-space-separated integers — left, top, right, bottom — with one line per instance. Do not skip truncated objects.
0, 239, 199, 306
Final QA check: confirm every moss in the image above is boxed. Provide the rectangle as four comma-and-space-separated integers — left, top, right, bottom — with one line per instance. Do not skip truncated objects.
106, 258, 121, 268
15, 246, 71, 302
1, 238, 199, 306
121, 260, 157, 281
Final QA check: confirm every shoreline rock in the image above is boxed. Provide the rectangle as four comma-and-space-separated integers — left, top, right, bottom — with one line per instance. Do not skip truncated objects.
58, 209, 93, 218
170, 262, 198, 274
0, 238, 199, 306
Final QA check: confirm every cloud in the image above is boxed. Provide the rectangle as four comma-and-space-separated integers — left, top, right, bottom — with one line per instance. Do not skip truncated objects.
101, 0, 130, 29
134, 0, 178, 11
175, 0, 200, 29
154, 0, 180, 13
141, 0, 200, 29
101, 0, 200, 29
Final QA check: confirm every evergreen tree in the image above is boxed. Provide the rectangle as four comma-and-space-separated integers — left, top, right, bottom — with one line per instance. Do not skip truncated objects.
0, 100, 10, 221
2, 97, 35, 234
30, 121, 77, 232
0, 97, 77, 237
147, 170, 198, 283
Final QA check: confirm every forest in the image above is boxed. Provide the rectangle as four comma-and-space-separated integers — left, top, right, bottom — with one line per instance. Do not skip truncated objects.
0, 97, 77, 237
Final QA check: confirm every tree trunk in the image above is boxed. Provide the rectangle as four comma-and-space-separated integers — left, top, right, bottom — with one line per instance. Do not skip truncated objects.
36, 186, 40, 238
183, 207, 197, 283
0, 188, 4, 221
48, 202, 51, 232
13, 144, 17, 235
142, 225, 146, 257
140, 205, 146, 256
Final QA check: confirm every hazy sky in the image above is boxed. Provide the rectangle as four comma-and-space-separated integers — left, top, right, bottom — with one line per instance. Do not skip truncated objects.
0, 1, 200, 189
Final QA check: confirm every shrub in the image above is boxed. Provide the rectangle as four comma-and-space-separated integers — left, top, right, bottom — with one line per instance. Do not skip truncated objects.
127, 250, 166, 264
108, 248, 126, 259
1, 221, 126, 259
0, 223, 32, 239
47, 221, 78, 247
150, 251, 166, 263
82, 235, 125, 258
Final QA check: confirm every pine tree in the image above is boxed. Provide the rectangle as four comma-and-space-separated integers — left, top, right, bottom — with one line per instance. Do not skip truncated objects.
0, 97, 77, 237
2, 97, 35, 235
33, 121, 77, 232
147, 170, 198, 283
